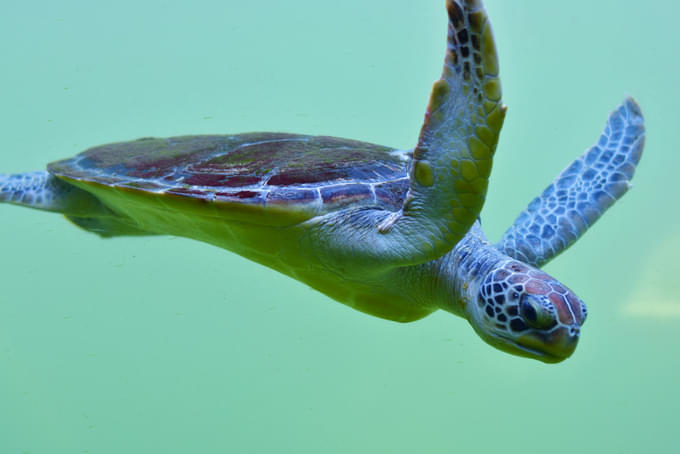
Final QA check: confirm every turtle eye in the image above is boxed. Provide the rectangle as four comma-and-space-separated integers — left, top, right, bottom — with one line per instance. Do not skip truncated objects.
519, 295, 557, 330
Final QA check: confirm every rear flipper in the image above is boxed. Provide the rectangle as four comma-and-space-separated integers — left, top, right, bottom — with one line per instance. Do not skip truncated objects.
496, 97, 645, 267
0, 171, 98, 213
1, 171, 153, 237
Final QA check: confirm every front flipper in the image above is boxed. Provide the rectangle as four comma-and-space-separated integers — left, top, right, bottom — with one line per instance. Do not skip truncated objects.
305, 0, 505, 270
496, 97, 645, 267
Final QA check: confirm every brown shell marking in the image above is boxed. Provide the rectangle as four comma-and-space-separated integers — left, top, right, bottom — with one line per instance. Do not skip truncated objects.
48, 133, 411, 216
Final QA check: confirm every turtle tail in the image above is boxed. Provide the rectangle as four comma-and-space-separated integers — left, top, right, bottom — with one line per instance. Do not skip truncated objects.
0, 171, 152, 237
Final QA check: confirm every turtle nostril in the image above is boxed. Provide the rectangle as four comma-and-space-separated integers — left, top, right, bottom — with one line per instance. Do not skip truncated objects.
569, 325, 580, 337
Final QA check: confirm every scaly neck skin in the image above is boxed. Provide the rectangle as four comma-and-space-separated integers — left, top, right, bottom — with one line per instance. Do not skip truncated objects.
401, 222, 505, 320
395, 222, 586, 362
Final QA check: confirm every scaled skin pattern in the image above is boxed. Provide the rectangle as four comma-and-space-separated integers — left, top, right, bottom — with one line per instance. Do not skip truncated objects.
0, 0, 645, 362
497, 101, 645, 267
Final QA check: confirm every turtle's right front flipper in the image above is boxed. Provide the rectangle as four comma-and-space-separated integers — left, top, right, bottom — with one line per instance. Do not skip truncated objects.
402, 0, 506, 252
305, 0, 505, 270
496, 97, 645, 267
1, 171, 150, 237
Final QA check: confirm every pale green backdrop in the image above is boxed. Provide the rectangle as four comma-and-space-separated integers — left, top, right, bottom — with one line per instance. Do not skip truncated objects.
1, 1, 678, 453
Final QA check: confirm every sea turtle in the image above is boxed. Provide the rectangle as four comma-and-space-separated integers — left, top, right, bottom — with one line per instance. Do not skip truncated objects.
0, 0, 645, 363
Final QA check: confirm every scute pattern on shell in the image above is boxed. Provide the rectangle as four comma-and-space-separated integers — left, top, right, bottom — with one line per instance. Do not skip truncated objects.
47, 133, 412, 214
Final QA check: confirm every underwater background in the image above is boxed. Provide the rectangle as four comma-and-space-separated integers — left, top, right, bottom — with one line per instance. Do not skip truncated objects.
1, 0, 678, 452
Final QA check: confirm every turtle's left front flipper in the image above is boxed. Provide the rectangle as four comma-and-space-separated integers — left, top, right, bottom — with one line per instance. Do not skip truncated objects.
496, 97, 645, 267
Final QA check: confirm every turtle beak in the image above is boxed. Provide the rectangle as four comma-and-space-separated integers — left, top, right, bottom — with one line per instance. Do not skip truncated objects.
516, 325, 581, 363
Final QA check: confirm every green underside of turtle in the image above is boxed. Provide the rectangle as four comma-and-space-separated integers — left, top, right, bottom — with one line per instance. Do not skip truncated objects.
48, 133, 431, 322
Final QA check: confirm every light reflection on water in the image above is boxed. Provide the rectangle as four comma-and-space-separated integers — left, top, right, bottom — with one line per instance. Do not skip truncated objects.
623, 233, 680, 319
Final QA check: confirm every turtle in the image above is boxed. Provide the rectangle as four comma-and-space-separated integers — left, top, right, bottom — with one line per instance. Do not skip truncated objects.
0, 0, 645, 363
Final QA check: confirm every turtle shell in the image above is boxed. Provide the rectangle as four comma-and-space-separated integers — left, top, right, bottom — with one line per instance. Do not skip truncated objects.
48, 132, 411, 225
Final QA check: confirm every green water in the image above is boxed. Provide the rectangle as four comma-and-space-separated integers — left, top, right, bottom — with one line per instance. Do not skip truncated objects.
1, 1, 678, 452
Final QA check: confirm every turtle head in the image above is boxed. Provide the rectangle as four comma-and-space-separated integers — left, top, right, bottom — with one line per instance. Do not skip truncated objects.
467, 260, 587, 363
